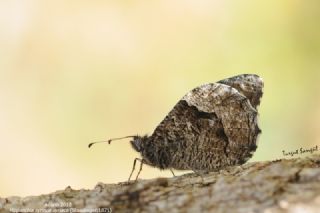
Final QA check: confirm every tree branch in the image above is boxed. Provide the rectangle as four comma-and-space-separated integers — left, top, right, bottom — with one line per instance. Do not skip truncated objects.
1, 155, 320, 213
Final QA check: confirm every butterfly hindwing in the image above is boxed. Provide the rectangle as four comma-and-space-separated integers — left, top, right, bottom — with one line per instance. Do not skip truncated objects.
147, 74, 263, 171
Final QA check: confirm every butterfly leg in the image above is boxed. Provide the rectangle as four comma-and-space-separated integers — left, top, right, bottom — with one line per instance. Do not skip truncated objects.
170, 169, 176, 177
128, 158, 143, 182
182, 161, 205, 182
191, 153, 207, 182
135, 158, 146, 181
191, 169, 205, 182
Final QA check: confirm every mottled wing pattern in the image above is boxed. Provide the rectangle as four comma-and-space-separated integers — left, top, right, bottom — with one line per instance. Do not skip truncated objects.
149, 74, 263, 171
217, 74, 263, 109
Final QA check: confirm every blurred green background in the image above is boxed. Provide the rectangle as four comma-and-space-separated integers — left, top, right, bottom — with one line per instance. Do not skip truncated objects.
1, 0, 320, 197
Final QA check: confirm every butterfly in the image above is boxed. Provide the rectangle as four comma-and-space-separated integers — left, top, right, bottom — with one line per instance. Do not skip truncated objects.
89, 74, 264, 181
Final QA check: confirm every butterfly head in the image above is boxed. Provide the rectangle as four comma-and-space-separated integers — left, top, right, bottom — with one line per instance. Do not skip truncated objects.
130, 135, 149, 153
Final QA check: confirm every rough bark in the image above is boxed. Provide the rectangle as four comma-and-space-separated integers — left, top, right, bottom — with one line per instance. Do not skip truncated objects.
1, 154, 320, 213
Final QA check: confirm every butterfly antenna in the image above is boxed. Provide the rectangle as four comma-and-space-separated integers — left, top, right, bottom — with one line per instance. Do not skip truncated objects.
88, 136, 136, 148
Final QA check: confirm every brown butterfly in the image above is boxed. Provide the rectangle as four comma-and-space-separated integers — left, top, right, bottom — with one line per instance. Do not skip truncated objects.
89, 74, 264, 181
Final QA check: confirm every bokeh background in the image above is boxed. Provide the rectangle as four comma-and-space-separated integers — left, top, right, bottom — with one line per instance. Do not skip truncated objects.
1, 0, 320, 197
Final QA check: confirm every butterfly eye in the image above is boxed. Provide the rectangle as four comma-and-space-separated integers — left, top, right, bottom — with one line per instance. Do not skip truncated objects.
131, 138, 142, 152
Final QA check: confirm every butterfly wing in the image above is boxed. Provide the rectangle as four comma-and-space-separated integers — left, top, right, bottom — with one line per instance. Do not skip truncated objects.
146, 74, 263, 171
